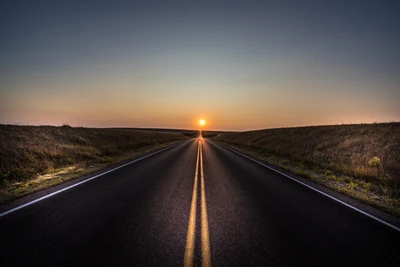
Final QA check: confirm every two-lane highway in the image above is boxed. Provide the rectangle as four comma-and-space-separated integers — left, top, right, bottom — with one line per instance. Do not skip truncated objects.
1, 137, 399, 266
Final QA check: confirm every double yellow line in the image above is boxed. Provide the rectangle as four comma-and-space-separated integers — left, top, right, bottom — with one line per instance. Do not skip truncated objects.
184, 139, 211, 267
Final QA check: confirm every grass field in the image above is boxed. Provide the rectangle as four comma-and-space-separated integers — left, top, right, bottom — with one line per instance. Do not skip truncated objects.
0, 125, 195, 204
212, 123, 400, 216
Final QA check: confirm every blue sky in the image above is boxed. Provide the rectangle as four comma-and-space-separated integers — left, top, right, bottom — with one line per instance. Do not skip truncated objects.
1, 0, 399, 130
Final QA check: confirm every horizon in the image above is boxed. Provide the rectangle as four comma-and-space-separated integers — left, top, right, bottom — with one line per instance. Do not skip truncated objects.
1, 0, 399, 130
1, 120, 399, 133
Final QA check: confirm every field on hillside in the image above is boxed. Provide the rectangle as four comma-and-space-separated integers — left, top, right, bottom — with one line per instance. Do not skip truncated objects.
0, 125, 194, 203
213, 123, 400, 215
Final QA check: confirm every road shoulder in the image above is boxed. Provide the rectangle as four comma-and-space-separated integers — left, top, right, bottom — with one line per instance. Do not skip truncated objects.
207, 139, 400, 229
0, 139, 193, 216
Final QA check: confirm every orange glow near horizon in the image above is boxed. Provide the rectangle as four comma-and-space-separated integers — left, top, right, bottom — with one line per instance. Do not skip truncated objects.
1, 75, 399, 131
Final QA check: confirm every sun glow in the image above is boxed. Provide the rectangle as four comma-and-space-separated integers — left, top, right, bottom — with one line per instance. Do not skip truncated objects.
199, 119, 206, 126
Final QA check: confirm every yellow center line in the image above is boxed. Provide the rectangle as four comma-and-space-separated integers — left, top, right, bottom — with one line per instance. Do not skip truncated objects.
184, 139, 212, 267
184, 141, 200, 267
200, 140, 212, 267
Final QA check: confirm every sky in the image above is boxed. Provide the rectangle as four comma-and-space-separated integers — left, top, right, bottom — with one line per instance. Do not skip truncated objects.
1, 0, 399, 130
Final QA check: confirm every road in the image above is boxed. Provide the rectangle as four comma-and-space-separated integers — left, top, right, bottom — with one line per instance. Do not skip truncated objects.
1, 137, 399, 266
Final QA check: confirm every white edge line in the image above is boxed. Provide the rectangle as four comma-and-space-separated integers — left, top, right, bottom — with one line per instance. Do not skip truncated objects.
0, 140, 189, 218
209, 140, 400, 233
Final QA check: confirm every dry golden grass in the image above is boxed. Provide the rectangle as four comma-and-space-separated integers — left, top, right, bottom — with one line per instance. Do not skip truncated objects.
0, 125, 193, 203
214, 122, 400, 216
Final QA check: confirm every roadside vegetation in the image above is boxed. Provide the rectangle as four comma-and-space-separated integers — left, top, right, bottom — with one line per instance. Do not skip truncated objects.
0, 125, 194, 204
212, 123, 400, 216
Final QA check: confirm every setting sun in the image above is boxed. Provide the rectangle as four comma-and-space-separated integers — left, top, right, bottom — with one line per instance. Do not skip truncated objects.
199, 119, 206, 126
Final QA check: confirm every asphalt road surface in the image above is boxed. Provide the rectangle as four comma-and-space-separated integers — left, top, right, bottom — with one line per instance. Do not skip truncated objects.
1, 137, 399, 267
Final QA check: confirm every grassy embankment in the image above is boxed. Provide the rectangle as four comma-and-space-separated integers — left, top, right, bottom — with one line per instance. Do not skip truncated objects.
0, 125, 196, 204
211, 123, 400, 216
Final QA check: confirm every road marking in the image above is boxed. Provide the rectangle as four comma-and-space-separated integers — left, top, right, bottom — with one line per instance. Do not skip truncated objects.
184, 141, 200, 267
184, 139, 212, 267
0, 141, 187, 218
212, 140, 400, 233
200, 141, 211, 267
